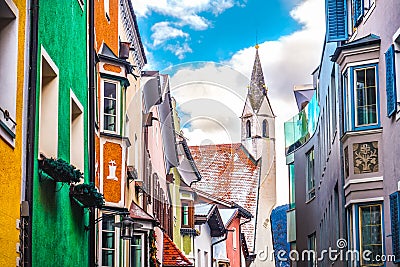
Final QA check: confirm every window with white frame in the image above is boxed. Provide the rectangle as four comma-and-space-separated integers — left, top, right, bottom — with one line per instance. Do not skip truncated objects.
0, 0, 18, 146
262, 119, 268, 138
102, 80, 119, 133
130, 234, 145, 267
101, 215, 116, 267
306, 148, 315, 201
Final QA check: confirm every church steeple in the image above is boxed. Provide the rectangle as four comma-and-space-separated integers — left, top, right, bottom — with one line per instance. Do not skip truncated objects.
248, 45, 267, 112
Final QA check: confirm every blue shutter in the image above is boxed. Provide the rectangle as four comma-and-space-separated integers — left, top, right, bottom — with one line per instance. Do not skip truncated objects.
385, 45, 397, 117
353, 0, 363, 26
326, 0, 348, 42
390, 192, 400, 263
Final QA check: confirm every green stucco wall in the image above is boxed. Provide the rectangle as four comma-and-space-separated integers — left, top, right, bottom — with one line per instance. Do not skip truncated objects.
183, 235, 192, 255
32, 1, 89, 266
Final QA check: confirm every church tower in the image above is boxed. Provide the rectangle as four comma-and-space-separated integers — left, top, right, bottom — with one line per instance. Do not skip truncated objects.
241, 44, 275, 159
241, 45, 276, 266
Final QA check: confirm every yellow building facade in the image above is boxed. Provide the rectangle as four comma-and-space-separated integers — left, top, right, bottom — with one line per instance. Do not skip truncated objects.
0, 0, 27, 265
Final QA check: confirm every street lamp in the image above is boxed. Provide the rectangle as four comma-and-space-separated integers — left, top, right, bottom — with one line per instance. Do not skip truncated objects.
114, 215, 135, 240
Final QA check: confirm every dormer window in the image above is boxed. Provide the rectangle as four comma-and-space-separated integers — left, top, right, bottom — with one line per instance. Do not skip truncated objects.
246, 120, 251, 138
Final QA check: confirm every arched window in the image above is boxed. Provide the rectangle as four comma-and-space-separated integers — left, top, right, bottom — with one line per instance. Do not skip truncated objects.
246, 120, 251, 138
262, 119, 269, 138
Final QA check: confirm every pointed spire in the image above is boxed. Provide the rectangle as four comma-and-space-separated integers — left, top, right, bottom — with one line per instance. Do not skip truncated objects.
247, 45, 267, 112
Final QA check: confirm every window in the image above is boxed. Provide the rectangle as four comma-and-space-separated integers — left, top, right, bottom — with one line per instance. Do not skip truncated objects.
0, 0, 18, 146
39, 48, 59, 158
102, 81, 119, 133
330, 68, 337, 138
262, 119, 268, 138
246, 120, 251, 138
70, 91, 84, 172
359, 204, 383, 266
101, 215, 116, 267
197, 249, 201, 267
181, 201, 194, 228
130, 234, 144, 267
306, 148, 315, 201
343, 65, 380, 131
307, 233, 317, 267
232, 227, 237, 250
204, 251, 209, 267
354, 66, 378, 127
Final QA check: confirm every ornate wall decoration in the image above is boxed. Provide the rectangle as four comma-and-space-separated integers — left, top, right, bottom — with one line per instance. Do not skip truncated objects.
353, 141, 379, 174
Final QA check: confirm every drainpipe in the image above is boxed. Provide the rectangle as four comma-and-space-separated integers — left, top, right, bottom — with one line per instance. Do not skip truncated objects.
25, 0, 39, 266
239, 218, 252, 267
211, 229, 233, 267
88, 0, 96, 266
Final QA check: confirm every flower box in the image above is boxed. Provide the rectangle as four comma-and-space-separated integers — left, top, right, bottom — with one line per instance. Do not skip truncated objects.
38, 156, 82, 184
70, 182, 104, 208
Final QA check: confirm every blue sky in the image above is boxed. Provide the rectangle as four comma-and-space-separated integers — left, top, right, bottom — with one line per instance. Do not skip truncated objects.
136, 0, 302, 69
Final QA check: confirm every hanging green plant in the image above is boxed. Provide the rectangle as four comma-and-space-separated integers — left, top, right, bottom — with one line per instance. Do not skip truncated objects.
38, 156, 82, 184
70, 182, 104, 208
149, 230, 160, 267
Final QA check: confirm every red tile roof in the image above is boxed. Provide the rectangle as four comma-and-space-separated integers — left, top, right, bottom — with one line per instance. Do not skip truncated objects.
189, 143, 259, 251
163, 233, 193, 266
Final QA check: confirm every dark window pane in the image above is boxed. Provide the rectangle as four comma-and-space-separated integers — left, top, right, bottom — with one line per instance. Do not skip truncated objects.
366, 68, 376, 87
104, 115, 116, 131
102, 232, 115, 249
104, 82, 116, 98
104, 99, 116, 115
102, 250, 114, 266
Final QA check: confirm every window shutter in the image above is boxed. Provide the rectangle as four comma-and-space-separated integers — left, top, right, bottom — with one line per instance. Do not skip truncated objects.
326, 0, 348, 42
390, 192, 400, 263
385, 45, 397, 117
353, 0, 363, 26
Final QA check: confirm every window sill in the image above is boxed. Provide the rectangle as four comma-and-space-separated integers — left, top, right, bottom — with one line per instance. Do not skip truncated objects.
305, 195, 316, 204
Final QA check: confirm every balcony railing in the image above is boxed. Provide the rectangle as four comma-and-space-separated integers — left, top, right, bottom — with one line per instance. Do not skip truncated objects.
284, 93, 320, 155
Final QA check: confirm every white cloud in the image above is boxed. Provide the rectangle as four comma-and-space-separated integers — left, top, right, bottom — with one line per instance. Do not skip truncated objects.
165, 43, 193, 60
132, 0, 242, 59
168, 0, 325, 205
226, 0, 325, 205
151, 22, 189, 47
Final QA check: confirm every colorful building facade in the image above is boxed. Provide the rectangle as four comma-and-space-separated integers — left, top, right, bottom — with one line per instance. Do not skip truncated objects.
0, 0, 27, 265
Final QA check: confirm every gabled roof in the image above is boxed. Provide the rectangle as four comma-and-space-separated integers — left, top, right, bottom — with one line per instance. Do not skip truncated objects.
163, 233, 193, 267
189, 143, 258, 250
219, 208, 239, 227
194, 203, 226, 237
